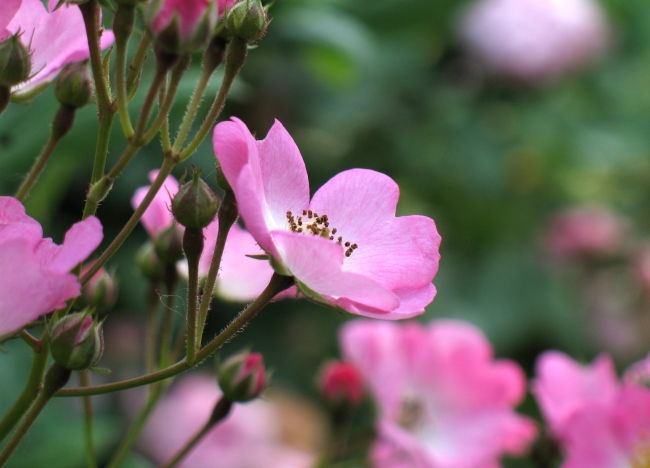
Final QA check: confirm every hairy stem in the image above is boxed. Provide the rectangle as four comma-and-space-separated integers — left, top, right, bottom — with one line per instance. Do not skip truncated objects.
80, 371, 98, 468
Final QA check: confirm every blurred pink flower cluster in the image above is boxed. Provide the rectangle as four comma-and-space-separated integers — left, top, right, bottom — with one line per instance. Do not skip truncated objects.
0, 0, 114, 94
534, 351, 650, 467
459, 0, 609, 83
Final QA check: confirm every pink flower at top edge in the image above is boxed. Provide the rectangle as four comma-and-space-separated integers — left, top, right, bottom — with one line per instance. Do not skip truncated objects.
340, 320, 537, 468
139, 374, 315, 468
4, 0, 114, 95
213, 118, 442, 320
0, 196, 103, 337
533, 351, 650, 468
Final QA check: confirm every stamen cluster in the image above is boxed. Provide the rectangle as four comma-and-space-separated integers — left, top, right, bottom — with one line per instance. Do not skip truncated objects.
286, 210, 358, 257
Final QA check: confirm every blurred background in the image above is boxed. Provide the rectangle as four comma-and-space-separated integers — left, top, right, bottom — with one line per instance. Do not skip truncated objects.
2, 0, 650, 466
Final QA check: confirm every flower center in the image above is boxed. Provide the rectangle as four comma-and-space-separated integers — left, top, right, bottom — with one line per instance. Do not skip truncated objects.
286, 210, 358, 257
631, 432, 650, 468
398, 397, 425, 431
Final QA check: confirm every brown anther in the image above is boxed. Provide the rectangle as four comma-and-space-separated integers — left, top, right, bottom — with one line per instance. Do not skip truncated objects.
329, 236, 334, 240
352, 243, 358, 249
308, 210, 313, 218
331, 228, 337, 235
345, 242, 351, 247
298, 228, 303, 232
345, 251, 351, 257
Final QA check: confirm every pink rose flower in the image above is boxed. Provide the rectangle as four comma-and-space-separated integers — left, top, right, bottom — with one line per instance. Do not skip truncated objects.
213, 118, 442, 319
459, 0, 609, 83
0, 196, 103, 337
139, 374, 315, 468
546, 207, 626, 259
3, 0, 114, 94
533, 351, 650, 468
340, 320, 537, 468
133, 171, 274, 302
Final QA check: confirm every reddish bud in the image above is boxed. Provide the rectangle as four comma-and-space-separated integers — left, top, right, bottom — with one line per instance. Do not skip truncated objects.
217, 351, 267, 402
49, 312, 104, 370
319, 360, 364, 406
146, 0, 218, 53
79, 265, 117, 313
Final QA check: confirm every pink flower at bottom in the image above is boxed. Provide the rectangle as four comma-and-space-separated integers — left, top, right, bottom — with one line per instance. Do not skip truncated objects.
340, 320, 536, 468
533, 351, 650, 468
139, 374, 315, 468
0, 196, 103, 336
4, 0, 114, 95
213, 118, 441, 319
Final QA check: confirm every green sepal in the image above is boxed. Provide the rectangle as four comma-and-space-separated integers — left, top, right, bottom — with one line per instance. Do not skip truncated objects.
11, 81, 50, 104
245, 254, 270, 261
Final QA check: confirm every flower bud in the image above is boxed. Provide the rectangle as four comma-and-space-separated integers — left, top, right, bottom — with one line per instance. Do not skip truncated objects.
79, 265, 117, 313
217, 351, 267, 402
319, 361, 364, 406
172, 169, 219, 229
49, 312, 104, 370
154, 224, 185, 264
137, 241, 165, 281
54, 62, 93, 108
0, 34, 32, 87
226, 0, 268, 43
145, 0, 218, 54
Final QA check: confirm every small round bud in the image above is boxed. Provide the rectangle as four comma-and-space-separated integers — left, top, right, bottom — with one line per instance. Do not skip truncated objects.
172, 169, 219, 229
319, 361, 364, 406
217, 351, 267, 402
137, 241, 165, 281
49, 312, 104, 370
154, 224, 185, 264
54, 62, 93, 108
226, 0, 268, 43
79, 265, 117, 313
145, 0, 218, 54
0, 34, 32, 87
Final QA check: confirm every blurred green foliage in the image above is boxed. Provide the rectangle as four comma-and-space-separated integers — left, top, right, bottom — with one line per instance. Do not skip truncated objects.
3, 0, 650, 465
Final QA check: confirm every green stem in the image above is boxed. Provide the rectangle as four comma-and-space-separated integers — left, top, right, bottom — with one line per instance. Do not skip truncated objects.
19, 330, 41, 353
114, 5, 136, 139
161, 397, 232, 468
105, 384, 165, 468
0, 86, 10, 117
56, 274, 294, 397
0, 364, 72, 466
179, 39, 248, 162
88, 110, 115, 187
132, 55, 173, 143
172, 61, 213, 153
159, 80, 172, 152
80, 371, 98, 468
126, 35, 152, 100
78, 0, 112, 115
14, 105, 76, 201
0, 338, 49, 443
145, 285, 160, 375
183, 229, 204, 366
80, 156, 177, 285
196, 192, 237, 341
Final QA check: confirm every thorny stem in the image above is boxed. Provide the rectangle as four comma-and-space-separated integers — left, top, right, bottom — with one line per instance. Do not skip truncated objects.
88, 109, 115, 187
114, 5, 136, 138
56, 274, 295, 397
184, 229, 204, 366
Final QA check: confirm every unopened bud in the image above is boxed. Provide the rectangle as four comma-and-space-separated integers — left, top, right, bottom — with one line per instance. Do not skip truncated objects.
137, 241, 165, 282
146, 0, 218, 54
49, 312, 104, 370
319, 361, 364, 406
226, 0, 268, 43
0, 34, 31, 87
79, 265, 117, 313
54, 62, 93, 108
172, 168, 219, 229
154, 224, 185, 264
217, 351, 267, 402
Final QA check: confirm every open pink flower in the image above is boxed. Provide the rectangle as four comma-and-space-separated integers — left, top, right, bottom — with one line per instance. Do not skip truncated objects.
340, 320, 536, 468
3, 0, 114, 95
132, 170, 181, 238
213, 118, 441, 319
533, 351, 650, 468
0, 196, 103, 337
139, 374, 315, 468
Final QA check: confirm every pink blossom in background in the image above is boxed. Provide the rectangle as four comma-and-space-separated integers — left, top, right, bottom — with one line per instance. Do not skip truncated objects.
3, 0, 114, 95
139, 374, 315, 468
218, 0, 236, 16
319, 360, 364, 406
459, 0, 609, 83
546, 207, 626, 259
213, 118, 442, 319
201, 221, 274, 302
340, 320, 536, 468
533, 351, 650, 468
132, 170, 181, 238
0, 196, 103, 336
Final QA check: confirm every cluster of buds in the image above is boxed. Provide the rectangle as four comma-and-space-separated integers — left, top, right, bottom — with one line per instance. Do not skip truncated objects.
49, 312, 104, 370
217, 351, 267, 402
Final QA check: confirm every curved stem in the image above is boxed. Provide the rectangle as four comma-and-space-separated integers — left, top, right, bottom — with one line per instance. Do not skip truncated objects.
0, 338, 49, 443
0, 364, 71, 466
115, 13, 135, 138
57, 274, 294, 397
81, 156, 177, 285
179, 39, 248, 162
132, 59, 171, 142
126, 35, 152, 100
80, 371, 98, 468
159, 80, 172, 152
88, 110, 115, 187
172, 62, 213, 153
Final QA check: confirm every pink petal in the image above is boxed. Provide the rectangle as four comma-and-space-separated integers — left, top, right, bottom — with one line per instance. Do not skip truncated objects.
0, 196, 42, 243
0, 0, 21, 38
310, 169, 441, 292
272, 230, 399, 313
6, 0, 46, 37
0, 239, 80, 336
151, 0, 213, 39
45, 216, 103, 274
132, 171, 180, 237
